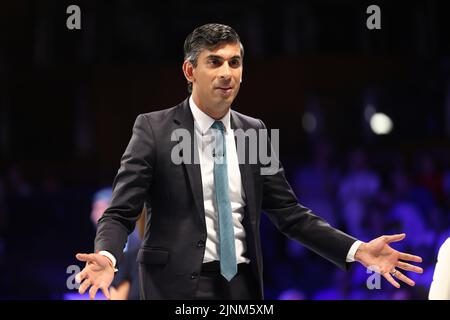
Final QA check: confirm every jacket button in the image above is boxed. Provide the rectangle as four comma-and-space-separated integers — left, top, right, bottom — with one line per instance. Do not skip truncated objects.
191, 272, 198, 279
197, 240, 205, 247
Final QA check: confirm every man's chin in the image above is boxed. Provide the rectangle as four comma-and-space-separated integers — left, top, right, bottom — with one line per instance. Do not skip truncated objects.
216, 96, 235, 107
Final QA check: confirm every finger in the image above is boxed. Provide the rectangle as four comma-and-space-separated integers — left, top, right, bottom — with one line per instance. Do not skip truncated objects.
89, 285, 99, 300
392, 270, 415, 287
102, 286, 111, 300
397, 261, 423, 274
75, 269, 87, 283
398, 252, 422, 263
78, 279, 91, 295
383, 233, 406, 244
383, 272, 400, 288
76, 253, 95, 263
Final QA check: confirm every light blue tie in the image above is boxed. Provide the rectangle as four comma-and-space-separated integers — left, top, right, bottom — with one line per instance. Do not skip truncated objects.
211, 120, 237, 282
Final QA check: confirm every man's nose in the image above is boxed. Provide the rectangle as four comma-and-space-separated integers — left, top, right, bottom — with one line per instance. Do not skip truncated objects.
218, 62, 232, 79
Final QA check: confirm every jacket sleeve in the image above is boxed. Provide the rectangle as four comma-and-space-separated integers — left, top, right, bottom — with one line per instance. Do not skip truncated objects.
258, 120, 356, 270
94, 114, 155, 264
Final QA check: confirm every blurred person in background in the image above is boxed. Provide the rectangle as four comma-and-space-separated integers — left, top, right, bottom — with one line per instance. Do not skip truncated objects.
388, 170, 433, 252
411, 153, 440, 215
292, 142, 341, 229
338, 149, 380, 240
415, 154, 443, 205
287, 142, 342, 290
90, 187, 143, 300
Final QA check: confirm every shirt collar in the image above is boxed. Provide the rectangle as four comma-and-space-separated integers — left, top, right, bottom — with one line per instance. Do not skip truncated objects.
189, 95, 231, 134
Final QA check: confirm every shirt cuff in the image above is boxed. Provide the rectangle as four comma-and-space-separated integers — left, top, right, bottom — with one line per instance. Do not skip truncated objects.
98, 250, 118, 272
346, 240, 363, 263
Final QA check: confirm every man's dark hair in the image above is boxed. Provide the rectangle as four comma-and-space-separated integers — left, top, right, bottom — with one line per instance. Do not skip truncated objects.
183, 23, 244, 93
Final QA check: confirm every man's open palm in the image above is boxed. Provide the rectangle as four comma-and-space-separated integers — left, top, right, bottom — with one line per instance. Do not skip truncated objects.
75, 253, 114, 300
355, 234, 423, 288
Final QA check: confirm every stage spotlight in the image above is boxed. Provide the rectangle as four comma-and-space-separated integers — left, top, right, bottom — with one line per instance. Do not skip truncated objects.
370, 112, 393, 135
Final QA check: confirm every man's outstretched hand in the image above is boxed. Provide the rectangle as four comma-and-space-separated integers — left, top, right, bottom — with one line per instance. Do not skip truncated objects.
75, 253, 115, 300
355, 233, 423, 288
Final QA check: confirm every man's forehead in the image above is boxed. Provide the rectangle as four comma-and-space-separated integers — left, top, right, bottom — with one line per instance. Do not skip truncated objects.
200, 43, 241, 59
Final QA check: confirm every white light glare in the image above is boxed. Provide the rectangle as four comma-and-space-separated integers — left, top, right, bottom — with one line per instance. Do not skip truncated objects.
370, 112, 393, 135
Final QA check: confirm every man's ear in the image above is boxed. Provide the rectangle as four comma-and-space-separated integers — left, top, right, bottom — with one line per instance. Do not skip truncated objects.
182, 60, 194, 84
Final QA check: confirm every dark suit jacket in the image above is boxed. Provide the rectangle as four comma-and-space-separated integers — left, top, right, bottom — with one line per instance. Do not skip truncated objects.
95, 97, 357, 299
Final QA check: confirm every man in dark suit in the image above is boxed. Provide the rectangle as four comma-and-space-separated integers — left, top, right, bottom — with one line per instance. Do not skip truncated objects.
75, 23, 423, 300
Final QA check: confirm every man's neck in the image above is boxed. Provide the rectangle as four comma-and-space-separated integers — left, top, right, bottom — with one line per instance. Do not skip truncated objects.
192, 94, 230, 120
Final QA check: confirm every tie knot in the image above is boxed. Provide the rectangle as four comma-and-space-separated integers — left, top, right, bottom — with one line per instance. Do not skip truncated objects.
211, 120, 225, 132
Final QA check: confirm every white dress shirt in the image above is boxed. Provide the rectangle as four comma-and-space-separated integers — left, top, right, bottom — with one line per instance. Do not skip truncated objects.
189, 96, 250, 264
100, 96, 361, 267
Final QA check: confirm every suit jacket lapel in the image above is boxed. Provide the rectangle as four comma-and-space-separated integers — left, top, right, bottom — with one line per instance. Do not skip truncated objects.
231, 111, 257, 223
172, 100, 257, 228
173, 98, 206, 228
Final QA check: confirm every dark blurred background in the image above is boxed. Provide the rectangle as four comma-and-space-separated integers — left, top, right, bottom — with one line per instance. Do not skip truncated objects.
0, 0, 449, 299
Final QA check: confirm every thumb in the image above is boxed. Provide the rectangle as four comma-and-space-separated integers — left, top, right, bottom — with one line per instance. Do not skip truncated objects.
76, 253, 94, 262
384, 233, 406, 244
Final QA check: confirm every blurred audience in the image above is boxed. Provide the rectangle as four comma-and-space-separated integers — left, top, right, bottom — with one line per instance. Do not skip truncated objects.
265, 146, 449, 300
1, 144, 449, 300
338, 149, 380, 240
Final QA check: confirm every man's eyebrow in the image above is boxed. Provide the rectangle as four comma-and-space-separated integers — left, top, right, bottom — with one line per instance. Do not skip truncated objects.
205, 54, 242, 60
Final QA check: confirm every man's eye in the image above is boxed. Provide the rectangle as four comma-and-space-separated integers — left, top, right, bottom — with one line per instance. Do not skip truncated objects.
209, 59, 219, 66
230, 60, 241, 67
